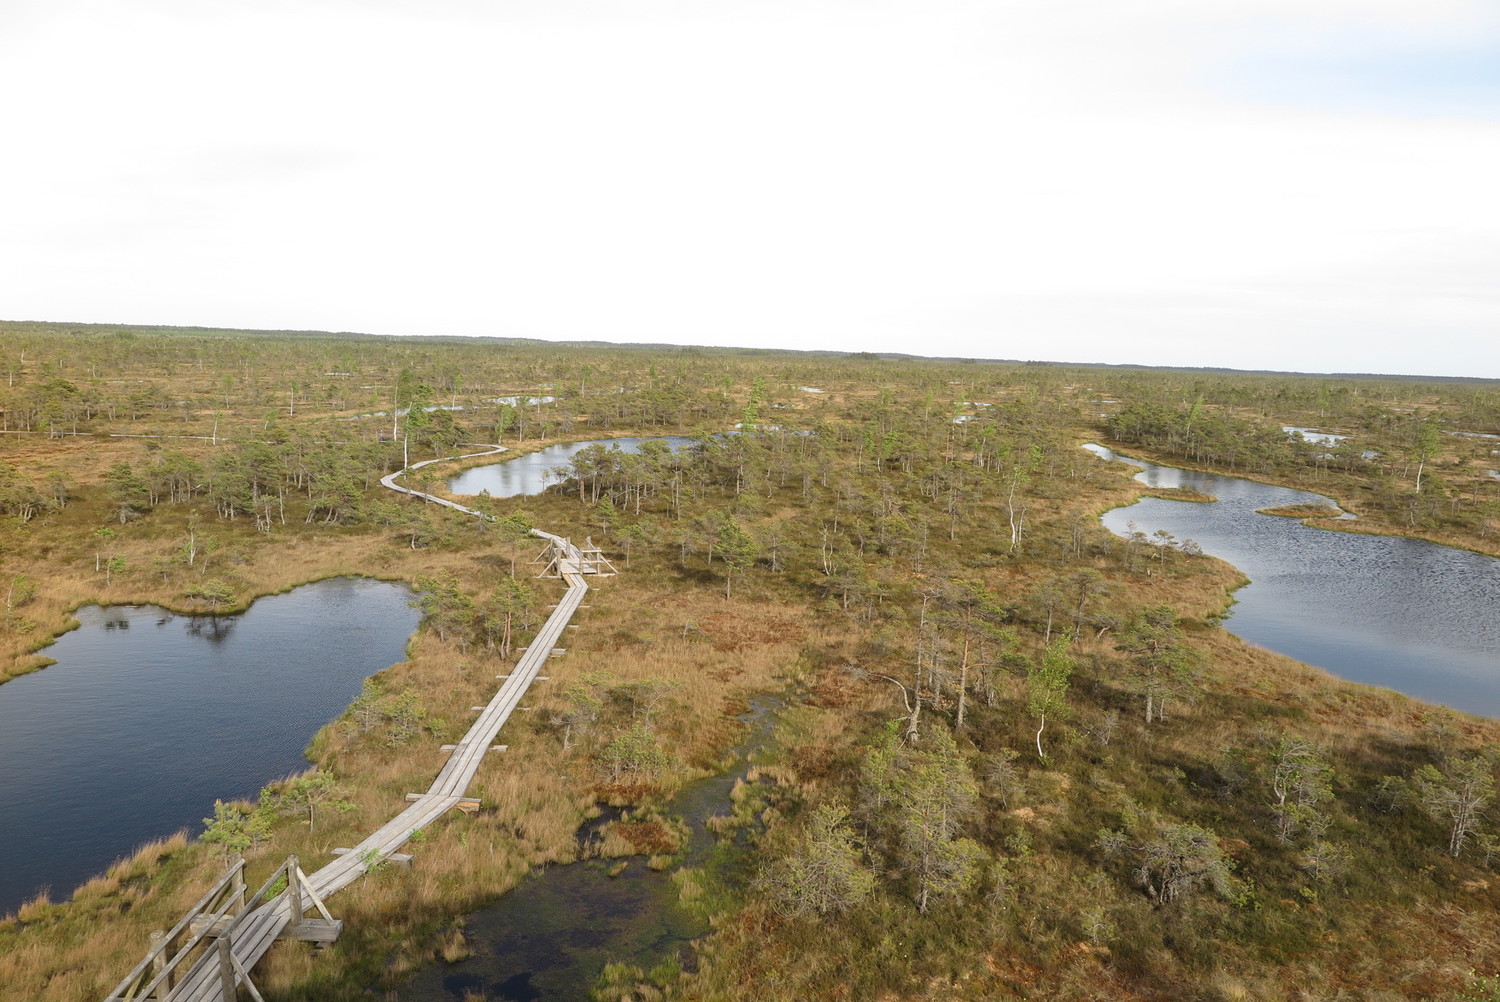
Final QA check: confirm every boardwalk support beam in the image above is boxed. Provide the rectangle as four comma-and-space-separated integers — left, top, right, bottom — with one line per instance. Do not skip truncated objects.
280, 856, 343, 944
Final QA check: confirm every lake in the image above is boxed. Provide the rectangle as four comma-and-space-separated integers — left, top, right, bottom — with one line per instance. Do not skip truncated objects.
448, 437, 695, 498
1084, 444, 1500, 717
0, 577, 419, 916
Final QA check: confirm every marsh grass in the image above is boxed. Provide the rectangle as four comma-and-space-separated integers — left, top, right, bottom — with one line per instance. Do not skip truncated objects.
1256, 503, 1345, 519
4, 333, 1500, 1001
1142, 487, 1217, 503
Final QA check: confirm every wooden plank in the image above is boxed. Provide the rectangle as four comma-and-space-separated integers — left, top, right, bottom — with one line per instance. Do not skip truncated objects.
286, 856, 303, 936
331, 849, 412, 866
188, 915, 232, 937
281, 919, 342, 943
405, 794, 479, 809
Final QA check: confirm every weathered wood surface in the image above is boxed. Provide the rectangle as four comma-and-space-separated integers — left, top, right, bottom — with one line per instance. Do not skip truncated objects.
106, 444, 596, 1002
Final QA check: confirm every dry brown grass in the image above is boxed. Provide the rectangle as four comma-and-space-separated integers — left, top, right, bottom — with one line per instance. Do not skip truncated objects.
1141, 487, 1217, 503
0, 830, 210, 1002
4, 339, 1498, 1001
1256, 503, 1344, 519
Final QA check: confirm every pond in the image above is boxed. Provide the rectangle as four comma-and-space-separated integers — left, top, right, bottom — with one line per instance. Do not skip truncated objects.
448, 437, 695, 498
0, 577, 420, 916
1282, 426, 1347, 446
488, 395, 557, 407
391, 696, 782, 1001
1084, 444, 1500, 717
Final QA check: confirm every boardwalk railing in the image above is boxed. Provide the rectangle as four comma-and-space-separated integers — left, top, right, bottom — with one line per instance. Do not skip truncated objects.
106, 444, 600, 1002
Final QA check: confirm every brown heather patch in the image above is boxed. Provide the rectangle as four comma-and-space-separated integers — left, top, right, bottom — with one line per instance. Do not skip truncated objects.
1141, 487, 1217, 503
1257, 503, 1344, 519
808, 669, 863, 709
608, 819, 681, 856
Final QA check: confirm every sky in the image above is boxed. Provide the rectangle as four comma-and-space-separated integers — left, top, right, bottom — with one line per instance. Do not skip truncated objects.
3, 0, 1499, 379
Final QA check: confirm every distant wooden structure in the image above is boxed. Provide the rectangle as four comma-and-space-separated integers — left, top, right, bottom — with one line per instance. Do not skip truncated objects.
532, 534, 618, 577
105, 447, 602, 1002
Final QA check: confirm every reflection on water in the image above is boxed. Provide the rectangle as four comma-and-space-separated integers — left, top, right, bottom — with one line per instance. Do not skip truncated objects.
185, 615, 237, 644
0, 578, 419, 915
449, 437, 695, 498
1085, 444, 1500, 717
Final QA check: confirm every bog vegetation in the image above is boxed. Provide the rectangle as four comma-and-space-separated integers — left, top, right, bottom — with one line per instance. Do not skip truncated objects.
0, 320, 1498, 1000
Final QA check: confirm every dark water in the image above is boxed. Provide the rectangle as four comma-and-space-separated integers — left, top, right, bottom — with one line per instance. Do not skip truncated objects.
395, 696, 781, 1001
448, 438, 694, 498
0, 577, 419, 915
1085, 444, 1500, 716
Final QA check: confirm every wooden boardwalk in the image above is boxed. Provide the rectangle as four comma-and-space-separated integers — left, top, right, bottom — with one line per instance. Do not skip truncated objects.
106, 446, 596, 1001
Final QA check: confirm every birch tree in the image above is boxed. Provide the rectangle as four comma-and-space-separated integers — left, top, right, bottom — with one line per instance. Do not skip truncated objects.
1027, 641, 1073, 760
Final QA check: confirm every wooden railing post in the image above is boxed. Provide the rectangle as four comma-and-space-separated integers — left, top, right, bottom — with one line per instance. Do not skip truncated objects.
286, 855, 302, 935
215, 938, 234, 1000
149, 929, 169, 992
230, 858, 246, 914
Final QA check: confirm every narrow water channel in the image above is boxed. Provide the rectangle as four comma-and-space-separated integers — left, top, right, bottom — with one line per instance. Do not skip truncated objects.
1084, 444, 1500, 717
393, 696, 782, 1001
0, 577, 419, 916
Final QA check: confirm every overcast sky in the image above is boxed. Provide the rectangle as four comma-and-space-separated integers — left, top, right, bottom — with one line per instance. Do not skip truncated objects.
4, 0, 1498, 378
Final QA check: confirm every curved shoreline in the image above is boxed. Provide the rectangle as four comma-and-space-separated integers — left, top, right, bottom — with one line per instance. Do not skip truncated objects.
1090, 438, 1500, 559
1084, 441, 1500, 719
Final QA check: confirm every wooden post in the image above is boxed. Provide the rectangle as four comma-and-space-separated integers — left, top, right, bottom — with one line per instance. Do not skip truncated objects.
149, 929, 170, 992
216, 937, 235, 1000
286, 855, 303, 935
230, 858, 246, 914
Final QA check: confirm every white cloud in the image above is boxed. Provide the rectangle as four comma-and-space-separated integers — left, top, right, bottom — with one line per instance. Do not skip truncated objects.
1, 0, 1497, 377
